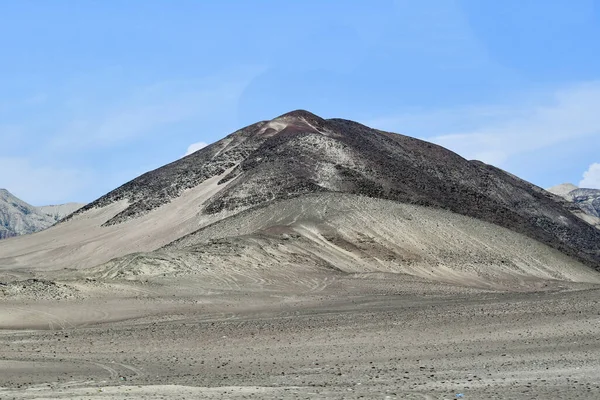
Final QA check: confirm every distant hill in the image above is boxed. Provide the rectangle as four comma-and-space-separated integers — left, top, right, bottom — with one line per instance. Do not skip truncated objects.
0, 189, 85, 239
548, 184, 600, 229
547, 183, 579, 198
38, 203, 86, 222
0, 189, 56, 239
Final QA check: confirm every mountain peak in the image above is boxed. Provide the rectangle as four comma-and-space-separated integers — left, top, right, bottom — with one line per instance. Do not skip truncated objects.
249, 109, 329, 140
274, 109, 323, 121
0, 189, 85, 239
0, 188, 18, 202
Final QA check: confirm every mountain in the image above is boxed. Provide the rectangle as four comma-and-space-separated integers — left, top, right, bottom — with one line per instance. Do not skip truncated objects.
1, 110, 599, 287
38, 203, 85, 222
0, 189, 56, 239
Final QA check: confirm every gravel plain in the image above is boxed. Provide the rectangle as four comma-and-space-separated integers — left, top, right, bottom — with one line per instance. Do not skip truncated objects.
2, 272, 600, 399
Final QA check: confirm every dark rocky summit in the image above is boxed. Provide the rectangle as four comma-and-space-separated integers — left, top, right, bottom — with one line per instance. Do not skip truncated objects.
70, 110, 600, 268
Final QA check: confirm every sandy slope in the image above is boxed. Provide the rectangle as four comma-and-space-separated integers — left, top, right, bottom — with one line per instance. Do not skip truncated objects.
2, 193, 599, 332
0, 170, 236, 272
147, 194, 599, 289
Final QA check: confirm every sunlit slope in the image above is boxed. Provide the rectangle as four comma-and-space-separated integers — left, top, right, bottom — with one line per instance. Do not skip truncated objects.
0, 171, 234, 271
90, 194, 600, 290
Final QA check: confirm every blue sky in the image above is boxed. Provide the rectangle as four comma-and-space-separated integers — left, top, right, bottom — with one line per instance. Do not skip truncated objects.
1, 0, 599, 205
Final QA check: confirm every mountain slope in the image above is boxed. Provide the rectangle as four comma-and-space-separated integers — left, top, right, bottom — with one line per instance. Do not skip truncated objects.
0, 189, 56, 239
1, 110, 599, 280
89, 194, 599, 291
0, 171, 232, 270
66, 120, 267, 226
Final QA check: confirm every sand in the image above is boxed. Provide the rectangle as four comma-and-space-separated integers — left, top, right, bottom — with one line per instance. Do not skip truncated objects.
1, 276, 600, 399
0, 169, 237, 272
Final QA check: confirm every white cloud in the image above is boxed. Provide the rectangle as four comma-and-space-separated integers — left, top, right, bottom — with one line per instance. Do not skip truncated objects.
368, 81, 600, 166
580, 163, 600, 189
184, 142, 208, 157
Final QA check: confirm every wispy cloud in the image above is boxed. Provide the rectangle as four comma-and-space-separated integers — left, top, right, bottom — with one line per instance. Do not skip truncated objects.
51, 73, 259, 151
432, 82, 600, 164
368, 81, 600, 166
580, 163, 600, 189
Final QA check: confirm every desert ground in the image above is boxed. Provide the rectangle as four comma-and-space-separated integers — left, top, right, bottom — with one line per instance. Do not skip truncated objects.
2, 272, 600, 399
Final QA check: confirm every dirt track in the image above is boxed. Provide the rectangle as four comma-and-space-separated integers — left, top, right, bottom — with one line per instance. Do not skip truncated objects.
2, 273, 600, 399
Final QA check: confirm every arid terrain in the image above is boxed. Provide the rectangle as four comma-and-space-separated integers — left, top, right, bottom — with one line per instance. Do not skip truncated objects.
2, 274, 600, 399
2, 111, 600, 399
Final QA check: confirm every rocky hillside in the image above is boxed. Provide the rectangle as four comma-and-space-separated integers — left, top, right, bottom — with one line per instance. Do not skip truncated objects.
68, 110, 600, 269
0, 189, 56, 239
